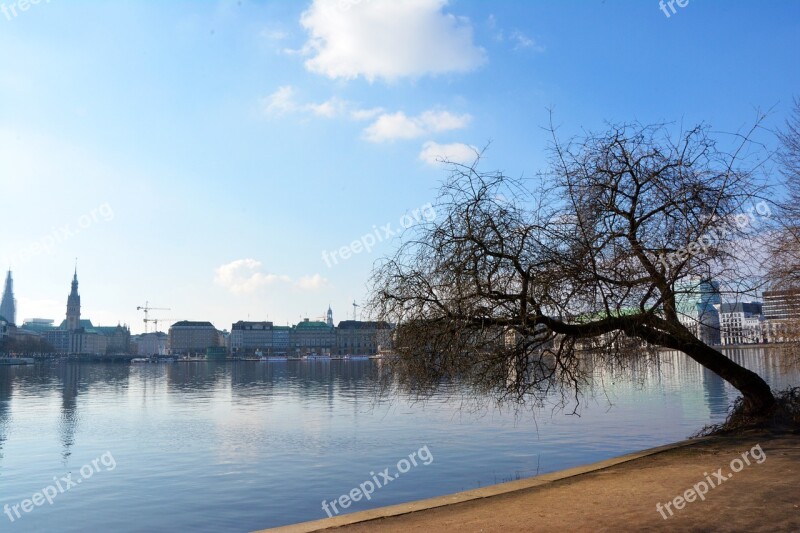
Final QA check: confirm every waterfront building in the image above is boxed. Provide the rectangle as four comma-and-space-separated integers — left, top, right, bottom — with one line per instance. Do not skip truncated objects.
219, 329, 230, 354
20, 318, 55, 334
0, 270, 16, 326
292, 318, 335, 356
272, 325, 291, 354
9, 326, 39, 344
95, 325, 131, 353
0, 315, 8, 342
36, 270, 132, 355
334, 320, 393, 355
760, 289, 800, 343
69, 327, 109, 355
168, 321, 222, 355
50, 319, 130, 355
675, 279, 722, 345
133, 332, 168, 356
42, 329, 70, 353
715, 302, 765, 346
230, 321, 273, 355
762, 289, 800, 320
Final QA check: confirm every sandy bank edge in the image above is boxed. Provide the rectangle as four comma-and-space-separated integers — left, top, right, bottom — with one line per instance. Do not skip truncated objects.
254, 437, 712, 533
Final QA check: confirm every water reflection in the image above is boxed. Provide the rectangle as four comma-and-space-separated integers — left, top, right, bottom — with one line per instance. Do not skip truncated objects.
0, 348, 796, 532
2, 349, 797, 441
0, 369, 11, 462
58, 363, 80, 460
1, 349, 796, 439
701, 366, 729, 419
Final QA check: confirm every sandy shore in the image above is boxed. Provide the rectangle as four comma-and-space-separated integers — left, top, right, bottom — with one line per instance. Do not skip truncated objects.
258, 432, 800, 532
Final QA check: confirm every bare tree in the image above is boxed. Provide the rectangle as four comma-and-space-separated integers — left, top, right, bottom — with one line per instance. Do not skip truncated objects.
370, 120, 779, 415
768, 97, 800, 288
762, 98, 800, 362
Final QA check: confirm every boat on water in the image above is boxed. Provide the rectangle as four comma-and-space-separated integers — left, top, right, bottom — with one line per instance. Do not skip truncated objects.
176, 355, 208, 362
131, 357, 175, 364
302, 353, 331, 360
342, 354, 371, 360
0, 357, 35, 365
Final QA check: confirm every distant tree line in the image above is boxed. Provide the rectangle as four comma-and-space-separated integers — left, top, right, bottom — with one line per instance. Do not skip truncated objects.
0, 336, 55, 355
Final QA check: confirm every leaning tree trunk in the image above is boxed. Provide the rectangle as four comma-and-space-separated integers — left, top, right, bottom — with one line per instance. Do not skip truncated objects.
676, 338, 775, 414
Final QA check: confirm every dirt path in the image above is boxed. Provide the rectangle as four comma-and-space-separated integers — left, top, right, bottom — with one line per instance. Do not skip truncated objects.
260, 432, 800, 532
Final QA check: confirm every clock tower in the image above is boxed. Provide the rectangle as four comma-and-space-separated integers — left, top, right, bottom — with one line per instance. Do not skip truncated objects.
66, 268, 81, 331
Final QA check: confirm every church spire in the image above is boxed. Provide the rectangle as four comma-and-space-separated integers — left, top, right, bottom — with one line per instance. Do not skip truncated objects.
0, 269, 16, 326
66, 266, 81, 331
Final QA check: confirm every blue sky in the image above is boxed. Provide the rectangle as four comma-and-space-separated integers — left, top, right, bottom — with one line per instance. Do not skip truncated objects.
1, 0, 798, 333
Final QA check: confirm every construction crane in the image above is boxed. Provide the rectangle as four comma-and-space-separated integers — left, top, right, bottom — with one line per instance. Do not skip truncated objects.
352, 300, 359, 321
146, 317, 180, 334
136, 302, 171, 333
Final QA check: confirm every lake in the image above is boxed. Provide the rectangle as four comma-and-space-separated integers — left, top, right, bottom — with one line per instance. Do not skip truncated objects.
0, 348, 797, 531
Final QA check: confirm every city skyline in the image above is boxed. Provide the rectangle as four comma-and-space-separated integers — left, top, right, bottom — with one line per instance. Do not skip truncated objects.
7, 265, 368, 334
2, 1, 799, 332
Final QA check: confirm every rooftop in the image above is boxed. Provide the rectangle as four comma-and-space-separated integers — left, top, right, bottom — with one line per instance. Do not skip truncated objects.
170, 321, 217, 329
295, 320, 331, 330
336, 320, 392, 329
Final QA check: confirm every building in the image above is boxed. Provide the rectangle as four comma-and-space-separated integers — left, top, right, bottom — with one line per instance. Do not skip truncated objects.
292, 318, 335, 356
762, 288, 800, 343
133, 332, 168, 356
0, 315, 9, 343
272, 325, 291, 354
334, 321, 393, 355
230, 321, 273, 355
0, 270, 16, 326
675, 279, 722, 345
715, 302, 765, 346
66, 269, 81, 332
42, 329, 70, 354
20, 318, 55, 334
95, 325, 131, 353
37, 269, 132, 355
762, 289, 800, 320
168, 321, 222, 355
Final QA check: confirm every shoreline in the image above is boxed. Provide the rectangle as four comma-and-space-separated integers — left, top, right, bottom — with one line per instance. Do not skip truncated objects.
256, 431, 799, 532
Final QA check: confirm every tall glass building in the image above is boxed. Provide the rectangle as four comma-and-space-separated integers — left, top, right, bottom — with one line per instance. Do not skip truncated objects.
675, 278, 722, 345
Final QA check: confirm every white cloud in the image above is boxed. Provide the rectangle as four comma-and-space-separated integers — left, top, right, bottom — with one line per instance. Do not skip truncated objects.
296, 274, 328, 290
348, 107, 385, 121
419, 110, 472, 132
215, 259, 327, 294
306, 97, 346, 118
260, 86, 381, 121
261, 86, 298, 116
510, 30, 544, 52
261, 28, 289, 41
363, 109, 471, 143
214, 259, 290, 295
419, 141, 478, 166
299, 0, 486, 82
363, 112, 426, 142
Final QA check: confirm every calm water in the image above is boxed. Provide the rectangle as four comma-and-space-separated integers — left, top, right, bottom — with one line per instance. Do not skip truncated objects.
0, 349, 797, 532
